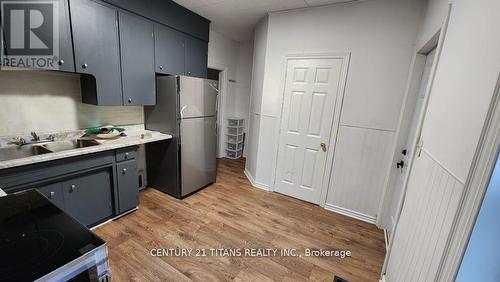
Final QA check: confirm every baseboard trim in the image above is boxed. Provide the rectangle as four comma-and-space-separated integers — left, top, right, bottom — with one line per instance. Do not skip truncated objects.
244, 169, 272, 191
324, 204, 377, 224
384, 229, 389, 251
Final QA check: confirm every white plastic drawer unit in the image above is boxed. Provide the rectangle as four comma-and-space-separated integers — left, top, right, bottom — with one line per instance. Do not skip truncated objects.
228, 118, 244, 127
226, 134, 244, 143
227, 127, 244, 135
227, 143, 243, 151
226, 149, 242, 159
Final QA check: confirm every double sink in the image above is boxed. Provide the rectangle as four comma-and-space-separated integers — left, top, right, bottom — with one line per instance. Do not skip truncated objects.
0, 139, 100, 162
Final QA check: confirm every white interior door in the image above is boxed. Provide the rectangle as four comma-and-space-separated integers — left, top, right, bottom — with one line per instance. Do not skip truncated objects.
275, 58, 343, 204
387, 49, 436, 236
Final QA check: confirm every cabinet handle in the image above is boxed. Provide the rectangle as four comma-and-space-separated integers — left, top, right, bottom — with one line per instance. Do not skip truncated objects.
187, 71, 191, 76
49, 191, 55, 199
70, 184, 76, 192
128, 98, 132, 103
122, 168, 127, 174
124, 152, 129, 159
82, 63, 88, 69
159, 65, 163, 70
58, 59, 64, 66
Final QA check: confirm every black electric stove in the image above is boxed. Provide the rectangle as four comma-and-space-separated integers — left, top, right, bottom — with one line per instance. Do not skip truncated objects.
0, 189, 108, 282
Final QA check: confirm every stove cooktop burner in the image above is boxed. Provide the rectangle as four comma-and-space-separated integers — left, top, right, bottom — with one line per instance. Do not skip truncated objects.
0, 229, 65, 271
0, 190, 105, 282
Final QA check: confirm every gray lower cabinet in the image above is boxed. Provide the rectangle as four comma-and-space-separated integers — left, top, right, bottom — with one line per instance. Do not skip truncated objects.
0, 148, 139, 228
185, 36, 208, 78
119, 11, 155, 106
62, 170, 114, 226
70, 0, 123, 105
37, 183, 65, 210
154, 24, 186, 75
116, 160, 139, 213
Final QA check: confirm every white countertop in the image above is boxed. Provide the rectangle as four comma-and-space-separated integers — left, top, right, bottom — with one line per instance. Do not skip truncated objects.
0, 130, 172, 170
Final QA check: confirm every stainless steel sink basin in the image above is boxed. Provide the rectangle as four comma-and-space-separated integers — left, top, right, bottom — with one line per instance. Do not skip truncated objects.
41, 139, 100, 152
0, 145, 52, 161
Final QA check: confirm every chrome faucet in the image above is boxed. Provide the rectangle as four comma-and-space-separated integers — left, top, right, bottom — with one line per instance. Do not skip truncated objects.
31, 132, 40, 142
8, 133, 55, 146
8, 137, 27, 146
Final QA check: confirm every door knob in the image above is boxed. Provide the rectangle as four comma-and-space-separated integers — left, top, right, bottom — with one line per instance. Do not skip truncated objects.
159, 65, 163, 70
58, 59, 64, 65
122, 168, 127, 174
82, 63, 88, 69
70, 184, 77, 192
128, 98, 132, 103
320, 143, 327, 152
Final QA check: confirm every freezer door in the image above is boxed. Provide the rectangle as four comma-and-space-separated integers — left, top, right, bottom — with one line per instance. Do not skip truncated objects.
179, 76, 218, 118
180, 116, 217, 196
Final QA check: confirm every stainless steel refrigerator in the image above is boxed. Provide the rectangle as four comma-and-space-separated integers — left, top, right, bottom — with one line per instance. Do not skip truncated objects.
144, 75, 218, 198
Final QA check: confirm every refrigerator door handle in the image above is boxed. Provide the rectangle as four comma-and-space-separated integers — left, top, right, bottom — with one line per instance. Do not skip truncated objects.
180, 105, 188, 119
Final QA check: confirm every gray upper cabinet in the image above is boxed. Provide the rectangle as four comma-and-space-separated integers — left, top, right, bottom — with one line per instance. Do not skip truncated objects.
56, 0, 76, 72
102, 0, 210, 42
69, 0, 123, 105
185, 36, 208, 78
154, 24, 185, 75
62, 170, 113, 226
0, 0, 74, 72
119, 12, 156, 106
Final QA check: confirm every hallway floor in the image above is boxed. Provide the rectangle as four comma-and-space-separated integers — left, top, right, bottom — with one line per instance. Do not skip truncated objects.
94, 158, 385, 281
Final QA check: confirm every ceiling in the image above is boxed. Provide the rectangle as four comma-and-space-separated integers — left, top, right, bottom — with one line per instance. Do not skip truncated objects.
173, 0, 354, 42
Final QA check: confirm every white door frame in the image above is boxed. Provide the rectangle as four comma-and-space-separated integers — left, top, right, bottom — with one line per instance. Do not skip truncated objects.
376, 39, 441, 232
208, 63, 228, 158
381, 2, 452, 276
436, 72, 500, 281
272, 52, 350, 208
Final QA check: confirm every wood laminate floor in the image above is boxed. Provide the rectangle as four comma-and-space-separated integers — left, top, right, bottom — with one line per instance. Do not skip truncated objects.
94, 158, 385, 282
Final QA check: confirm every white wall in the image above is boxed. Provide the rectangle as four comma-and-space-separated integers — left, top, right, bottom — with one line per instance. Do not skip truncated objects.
0, 70, 143, 137
385, 0, 500, 279
246, 16, 269, 179
419, 0, 500, 182
245, 0, 425, 220
208, 29, 253, 158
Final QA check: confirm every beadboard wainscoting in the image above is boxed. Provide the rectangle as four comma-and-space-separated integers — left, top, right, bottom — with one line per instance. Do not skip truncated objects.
385, 148, 464, 280
325, 125, 395, 224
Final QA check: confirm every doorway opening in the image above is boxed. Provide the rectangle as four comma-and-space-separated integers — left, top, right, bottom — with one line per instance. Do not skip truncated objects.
208, 67, 225, 158
376, 29, 442, 240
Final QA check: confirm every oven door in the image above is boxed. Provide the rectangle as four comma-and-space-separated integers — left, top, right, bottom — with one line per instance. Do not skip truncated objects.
36, 244, 111, 282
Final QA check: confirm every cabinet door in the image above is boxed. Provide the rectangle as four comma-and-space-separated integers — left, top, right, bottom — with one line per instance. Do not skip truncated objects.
63, 170, 113, 227
69, 0, 123, 105
37, 183, 65, 210
154, 24, 185, 75
0, 0, 74, 71
184, 36, 208, 78
56, 0, 75, 72
119, 12, 155, 106
116, 160, 139, 213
